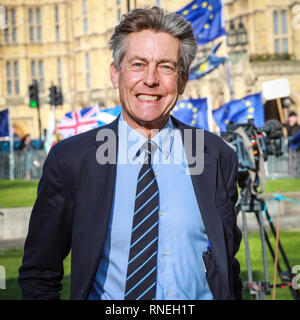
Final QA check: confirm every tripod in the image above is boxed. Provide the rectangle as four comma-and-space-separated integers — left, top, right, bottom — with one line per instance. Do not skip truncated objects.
237, 179, 300, 300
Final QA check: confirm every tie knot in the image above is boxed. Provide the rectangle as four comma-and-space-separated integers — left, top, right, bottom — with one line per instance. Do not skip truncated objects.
144, 140, 156, 164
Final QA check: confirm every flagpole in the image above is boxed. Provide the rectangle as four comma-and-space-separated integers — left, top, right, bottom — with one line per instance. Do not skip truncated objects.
50, 101, 57, 147
224, 35, 233, 101
51, 102, 56, 130
206, 95, 214, 132
221, 0, 233, 101
8, 107, 14, 180
44, 103, 57, 154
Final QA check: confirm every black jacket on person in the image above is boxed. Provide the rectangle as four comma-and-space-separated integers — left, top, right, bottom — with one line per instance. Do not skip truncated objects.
18, 115, 243, 300
288, 123, 300, 137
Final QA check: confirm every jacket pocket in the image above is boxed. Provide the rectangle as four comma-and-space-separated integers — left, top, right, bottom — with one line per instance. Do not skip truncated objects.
202, 248, 230, 300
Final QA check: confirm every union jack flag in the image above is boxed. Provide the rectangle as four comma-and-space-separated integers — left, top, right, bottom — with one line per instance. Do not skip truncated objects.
57, 103, 101, 139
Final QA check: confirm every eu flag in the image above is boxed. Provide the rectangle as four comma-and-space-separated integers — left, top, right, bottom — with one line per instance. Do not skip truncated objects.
189, 42, 226, 80
213, 93, 265, 132
171, 98, 210, 130
177, 0, 226, 45
0, 109, 9, 138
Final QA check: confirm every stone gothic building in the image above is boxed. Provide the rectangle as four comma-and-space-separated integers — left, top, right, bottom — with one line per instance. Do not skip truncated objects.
0, 0, 299, 138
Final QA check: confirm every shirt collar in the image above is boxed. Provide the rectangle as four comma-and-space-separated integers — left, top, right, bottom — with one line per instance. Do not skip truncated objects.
118, 113, 175, 162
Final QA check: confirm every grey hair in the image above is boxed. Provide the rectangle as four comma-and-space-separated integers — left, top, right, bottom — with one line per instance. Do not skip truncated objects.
109, 6, 197, 77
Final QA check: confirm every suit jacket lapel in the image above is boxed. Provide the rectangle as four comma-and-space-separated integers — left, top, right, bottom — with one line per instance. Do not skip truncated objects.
84, 116, 120, 292
172, 116, 230, 295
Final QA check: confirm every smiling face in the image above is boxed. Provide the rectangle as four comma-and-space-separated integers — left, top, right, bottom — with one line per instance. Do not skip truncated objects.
110, 30, 188, 137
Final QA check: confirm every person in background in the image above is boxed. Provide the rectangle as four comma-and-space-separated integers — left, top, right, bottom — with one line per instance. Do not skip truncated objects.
38, 129, 47, 150
287, 111, 300, 176
19, 134, 34, 180
287, 111, 300, 138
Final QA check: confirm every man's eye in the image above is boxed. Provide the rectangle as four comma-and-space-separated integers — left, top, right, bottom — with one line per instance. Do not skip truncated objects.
160, 65, 175, 72
132, 63, 143, 68
130, 63, 145, 71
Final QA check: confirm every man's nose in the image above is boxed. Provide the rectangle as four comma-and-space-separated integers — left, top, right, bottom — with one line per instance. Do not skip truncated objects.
143, 66, 159, 87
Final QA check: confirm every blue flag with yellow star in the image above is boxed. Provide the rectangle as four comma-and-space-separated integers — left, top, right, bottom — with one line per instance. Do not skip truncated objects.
177, 0, 226, 45
189, 42, 226, 80
171, 98, 210, 130
0, 109, 9, 138
213, 93, 265, 132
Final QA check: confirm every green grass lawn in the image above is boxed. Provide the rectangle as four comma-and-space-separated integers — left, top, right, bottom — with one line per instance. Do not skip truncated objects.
0, 230, 299, 300
0, 178, 299, 209
263, 178, 300, 194
236, 230, 300, 300
0, 248, 71, 300
0, 180, 38, 208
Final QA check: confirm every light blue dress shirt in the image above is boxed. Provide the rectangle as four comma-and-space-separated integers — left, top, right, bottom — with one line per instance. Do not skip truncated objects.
88, 115, 213, 300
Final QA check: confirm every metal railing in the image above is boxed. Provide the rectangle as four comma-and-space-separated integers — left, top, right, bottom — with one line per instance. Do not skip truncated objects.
0, 138, 299, 180
0, 150, 46, 180
265, 138, 300, 179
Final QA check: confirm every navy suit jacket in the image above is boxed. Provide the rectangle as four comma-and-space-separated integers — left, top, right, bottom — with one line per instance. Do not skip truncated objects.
18, 116, 243, 300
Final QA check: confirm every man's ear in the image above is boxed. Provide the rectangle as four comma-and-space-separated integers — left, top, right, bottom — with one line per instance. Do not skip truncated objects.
110, 62, 119, 89
179, 73, 189, 95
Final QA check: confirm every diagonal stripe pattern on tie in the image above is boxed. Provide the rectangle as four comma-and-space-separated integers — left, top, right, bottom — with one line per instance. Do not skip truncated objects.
124, 140, 159, 300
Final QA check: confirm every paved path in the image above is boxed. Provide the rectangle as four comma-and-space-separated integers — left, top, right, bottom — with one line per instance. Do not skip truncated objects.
0, 238, 25, 250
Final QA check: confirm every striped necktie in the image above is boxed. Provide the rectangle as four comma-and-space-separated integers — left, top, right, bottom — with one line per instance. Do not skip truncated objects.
124, 140, 159, 300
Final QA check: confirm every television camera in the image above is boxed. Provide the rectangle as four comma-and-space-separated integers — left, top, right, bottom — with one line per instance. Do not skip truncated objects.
221, 119, 300, 300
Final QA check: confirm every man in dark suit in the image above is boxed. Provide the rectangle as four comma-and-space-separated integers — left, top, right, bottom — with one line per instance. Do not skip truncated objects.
19, 6, 242, 300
